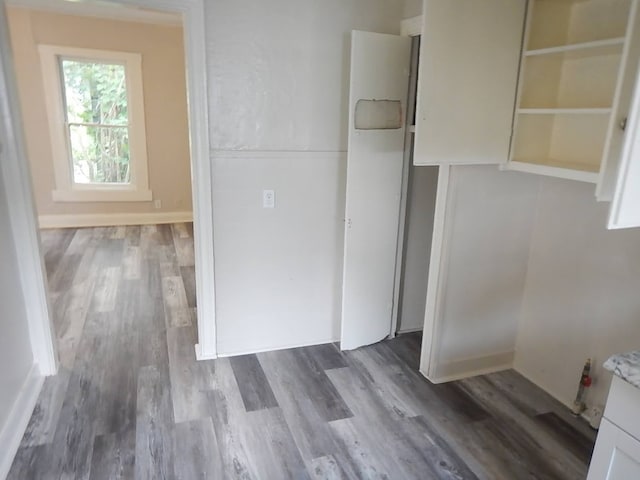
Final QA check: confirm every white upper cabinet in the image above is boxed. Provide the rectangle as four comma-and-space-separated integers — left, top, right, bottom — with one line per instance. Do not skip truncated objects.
508, 0, 638, 185
597, 0, 640, 201
413, 0, 640, 228
608, 60, 640, 229
413, 0, 526, 166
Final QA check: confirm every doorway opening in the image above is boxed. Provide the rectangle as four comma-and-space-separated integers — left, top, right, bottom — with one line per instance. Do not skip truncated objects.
340, 29, 439, 357
3, 0, 214, 373
394, 35, 439, 339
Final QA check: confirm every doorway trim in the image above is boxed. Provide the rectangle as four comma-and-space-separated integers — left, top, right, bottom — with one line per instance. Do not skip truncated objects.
0, 1, 57, 375
391, 23, 422, 338
400, 15, 422, 37
2, 0, 218, 370
419, 165, 450, 380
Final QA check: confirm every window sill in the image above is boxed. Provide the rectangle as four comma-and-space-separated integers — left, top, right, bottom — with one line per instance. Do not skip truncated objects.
52, 189, 153, 203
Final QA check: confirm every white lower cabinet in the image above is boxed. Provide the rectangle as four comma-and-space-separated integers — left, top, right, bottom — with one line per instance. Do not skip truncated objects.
587, 376, 640, 479
588, 419, 640, 479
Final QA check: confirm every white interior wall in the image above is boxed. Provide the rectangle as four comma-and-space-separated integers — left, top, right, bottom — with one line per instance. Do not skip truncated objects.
402, 0, 422, 19
204, 0, 403, 355
397, 163, 438, 333
514, 177, 640, 412
212, 153, 346, 354
429, 165, 540, 379
205, 0, 403, 152
0, 164, 37, 471
426, 164, 640, 411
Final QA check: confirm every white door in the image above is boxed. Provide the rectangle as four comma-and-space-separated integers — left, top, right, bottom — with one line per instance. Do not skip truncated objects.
340, 31, 411, 351
414, 0, 526, 166
608, 58, 640, 229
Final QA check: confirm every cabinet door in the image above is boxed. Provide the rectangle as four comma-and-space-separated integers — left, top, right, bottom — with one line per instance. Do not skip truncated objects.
608, 58, 640, 229
598, 0, 640, 202
414, 0, 526, 166
587, 418, 640, 480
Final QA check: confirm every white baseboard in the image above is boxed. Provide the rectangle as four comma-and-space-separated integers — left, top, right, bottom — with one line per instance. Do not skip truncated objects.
194, 343, 217, 361
39, 211, 193, 229
210, 149, 346, 160
216, 337, 339, 358
424, 350, 515, 384
513, 366, 594, 423
396, 326, 423, 334
0, 364, 44, 480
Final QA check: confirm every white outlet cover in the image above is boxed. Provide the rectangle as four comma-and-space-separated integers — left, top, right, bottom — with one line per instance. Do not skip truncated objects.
263, 190, 275, 208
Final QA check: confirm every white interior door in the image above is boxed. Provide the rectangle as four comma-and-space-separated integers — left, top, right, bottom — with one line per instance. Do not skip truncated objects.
414, 0, 525, 165
340, 31, 411, 351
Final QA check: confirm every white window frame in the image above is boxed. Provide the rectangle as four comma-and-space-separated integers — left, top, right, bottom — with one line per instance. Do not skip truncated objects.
39, 45, 152, 202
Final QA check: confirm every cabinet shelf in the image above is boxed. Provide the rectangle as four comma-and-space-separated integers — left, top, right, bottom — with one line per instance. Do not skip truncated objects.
510, 0, 633, 182
507, 161, 600, 183
519, 44, 622, 109
527, 0, 631, 51
525, 38, 625, 58
512, 113, 609, 175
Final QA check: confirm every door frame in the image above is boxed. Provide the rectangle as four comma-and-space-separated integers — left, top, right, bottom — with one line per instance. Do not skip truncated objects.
0, 0, 217, 375
394, 15, 448, 382
0, 1, 57, 374
390, 17, 422, 338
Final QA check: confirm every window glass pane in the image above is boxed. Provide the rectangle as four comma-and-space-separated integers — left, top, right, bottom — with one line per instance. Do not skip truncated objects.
61, 59, 128, 125
69, 125, 130, 184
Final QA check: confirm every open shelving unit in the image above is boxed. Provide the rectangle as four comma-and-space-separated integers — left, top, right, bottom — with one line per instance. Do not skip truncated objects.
509, 0, 633, 182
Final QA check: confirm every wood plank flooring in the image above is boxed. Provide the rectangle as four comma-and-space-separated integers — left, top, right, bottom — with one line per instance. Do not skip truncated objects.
9, 224, 596, 479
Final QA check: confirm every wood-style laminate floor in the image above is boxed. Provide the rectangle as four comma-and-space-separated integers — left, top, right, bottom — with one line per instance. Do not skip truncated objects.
9, 224, 596, 480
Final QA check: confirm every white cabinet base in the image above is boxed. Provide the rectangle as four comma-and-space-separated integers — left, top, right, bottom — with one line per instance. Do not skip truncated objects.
588, 418, 640, 480
587, 376, 640, 479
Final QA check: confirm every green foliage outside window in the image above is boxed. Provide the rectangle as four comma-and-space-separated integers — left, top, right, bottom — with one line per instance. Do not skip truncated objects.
61, 59, 131, 184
